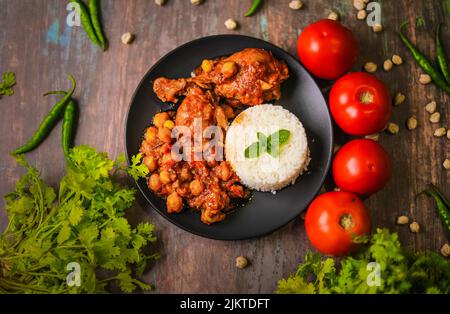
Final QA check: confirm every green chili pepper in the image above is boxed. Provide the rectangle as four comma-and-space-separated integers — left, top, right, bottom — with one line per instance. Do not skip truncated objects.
436, 24, 450, 85
245, 0, 263, 17
62, 100, 78, 160
71, 0, 101, 47
422, 184, 450, 236
399, 22, 450, 94
13, 75, 76, 155
43, 90, 67, 96
88, 0, 108, 51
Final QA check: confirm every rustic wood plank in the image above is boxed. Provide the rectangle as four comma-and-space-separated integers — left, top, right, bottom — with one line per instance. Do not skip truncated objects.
0, 0, 448, 293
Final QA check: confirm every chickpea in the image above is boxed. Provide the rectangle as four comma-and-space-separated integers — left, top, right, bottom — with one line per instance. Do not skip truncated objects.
217, 162, 231, 181
149, 174, 162, 192
189, 179, 204, 196
153, 112, 170, 128
235, 256, 248, 269
140, 140, 151, 155
163, 120, 175, 130
221, 105, 235, 119
145, 126, 158, 143
201, 59, 213, 73
167, 191, 183, 213
221, 61, 238, 78
143, 156, 158, 172
161, 152, 174, 165
158, 127, 172, 143
160, 170, 172, 184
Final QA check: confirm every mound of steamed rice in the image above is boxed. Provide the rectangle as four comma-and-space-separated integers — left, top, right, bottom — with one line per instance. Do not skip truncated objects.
225, 104, 310, 192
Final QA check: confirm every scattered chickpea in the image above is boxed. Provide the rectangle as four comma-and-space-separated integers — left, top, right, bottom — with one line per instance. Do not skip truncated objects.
441, 243, 450, 257
386, 122, 399, 135
365, 133, 380, 141
429, 112, 441, 124
153, 112, 170, 128
372, 23, 383, 33
447, 130, 450, 140
425, 101, 437, 114
409, 221, 420, 233
443, 159, 450, 170
396, 215, 409, 225
353, 0, 366, 10
235, 256, 249, 269
167, 191, 183, 213
357, 10, 367, 20
190, 0, 202, 5
328, 11, 339, 21
383, 59, 393, 71
434, 127, 446, 137
406, 116, 418, 130
392, 54, 403, 65
364, 61, 377, 73
289, 0, 303, 10
224, 18, 238, 30
419, 74, 432, 84
394, 92, 406, 106
121, 32, 135, 45
154, 0, 166, 5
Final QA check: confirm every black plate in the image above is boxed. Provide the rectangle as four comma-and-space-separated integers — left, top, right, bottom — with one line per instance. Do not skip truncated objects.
125, 35, 333, 240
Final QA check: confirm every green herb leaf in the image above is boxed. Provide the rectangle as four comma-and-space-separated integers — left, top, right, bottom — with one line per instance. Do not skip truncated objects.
267, 129, 290, 157
245, 129, 290, 159
0, 146, 158, 293
276, 228, 450, 294
245, 141, 263, 158
0, 72, 16, 96
128, 153, 149, 180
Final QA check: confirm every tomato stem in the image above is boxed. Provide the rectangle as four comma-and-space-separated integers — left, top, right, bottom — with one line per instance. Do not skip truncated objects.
339, 214, 354, 230
360, 91, 374, 104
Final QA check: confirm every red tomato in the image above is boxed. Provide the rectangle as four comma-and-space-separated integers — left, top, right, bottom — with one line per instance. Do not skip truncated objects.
329, 72, 392, 136
297, 19, 358, 80
333, 139, 391, 196
305, 191, 371, 256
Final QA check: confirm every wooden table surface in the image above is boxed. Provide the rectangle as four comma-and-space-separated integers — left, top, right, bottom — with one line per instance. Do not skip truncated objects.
0, 0, 449, 293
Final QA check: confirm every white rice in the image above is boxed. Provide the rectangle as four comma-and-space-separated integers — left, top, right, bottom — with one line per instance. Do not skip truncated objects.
225, 104, 310, 192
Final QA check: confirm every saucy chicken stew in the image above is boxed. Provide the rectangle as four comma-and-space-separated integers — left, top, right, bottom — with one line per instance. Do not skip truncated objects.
140, 48, 289, 224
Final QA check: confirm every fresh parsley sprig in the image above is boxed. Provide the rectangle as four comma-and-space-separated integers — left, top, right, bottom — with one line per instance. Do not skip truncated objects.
0, 72, 16, 97
0, 145, 158, 294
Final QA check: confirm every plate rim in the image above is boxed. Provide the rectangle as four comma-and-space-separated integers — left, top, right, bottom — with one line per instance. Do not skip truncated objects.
124, 34, 334, 241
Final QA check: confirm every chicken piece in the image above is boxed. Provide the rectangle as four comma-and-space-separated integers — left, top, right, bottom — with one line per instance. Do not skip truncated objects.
153, 77, 213, 103
195, 48, 289, 106
175, 87, 215, 131
153, 77, 187, 103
